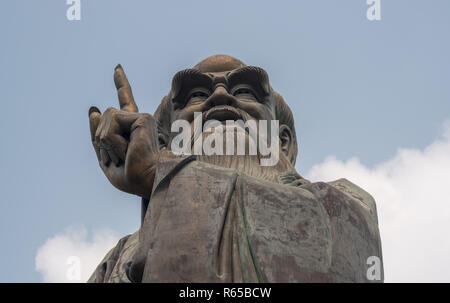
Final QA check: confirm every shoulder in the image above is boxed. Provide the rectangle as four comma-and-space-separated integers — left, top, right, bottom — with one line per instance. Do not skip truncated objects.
326, 178, 378, 223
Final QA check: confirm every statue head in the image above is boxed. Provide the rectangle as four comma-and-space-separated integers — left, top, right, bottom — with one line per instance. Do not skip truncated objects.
155, 55, 301, 181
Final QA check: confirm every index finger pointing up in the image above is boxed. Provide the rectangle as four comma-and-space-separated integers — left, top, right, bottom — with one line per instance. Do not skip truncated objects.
114, 64, 139, 112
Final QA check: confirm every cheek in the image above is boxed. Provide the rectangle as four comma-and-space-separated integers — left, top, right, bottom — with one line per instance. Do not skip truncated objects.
175, 104, 205, 122
236, 101, 272, 120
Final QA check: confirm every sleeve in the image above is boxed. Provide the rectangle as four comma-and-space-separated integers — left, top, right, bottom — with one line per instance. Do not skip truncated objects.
87, 232, 139, 283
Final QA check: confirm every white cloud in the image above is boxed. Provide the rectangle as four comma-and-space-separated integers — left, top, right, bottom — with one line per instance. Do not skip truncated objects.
307, 121, 450, 282
35, 226, 119, 282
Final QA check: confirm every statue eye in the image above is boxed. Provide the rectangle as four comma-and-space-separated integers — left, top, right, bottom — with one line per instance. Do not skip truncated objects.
187, 91, 209, 103
233, 87, 257, 101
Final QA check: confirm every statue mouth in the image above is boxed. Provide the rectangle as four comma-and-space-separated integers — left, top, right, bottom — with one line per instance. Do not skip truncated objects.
203, 106, 245, 122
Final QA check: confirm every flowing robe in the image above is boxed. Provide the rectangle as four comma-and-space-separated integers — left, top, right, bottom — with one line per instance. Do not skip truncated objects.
88, 150, 383, 283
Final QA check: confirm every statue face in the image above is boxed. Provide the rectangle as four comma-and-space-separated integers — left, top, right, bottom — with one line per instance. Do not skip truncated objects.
169, 66, 275, 128
159, 55, 298, 173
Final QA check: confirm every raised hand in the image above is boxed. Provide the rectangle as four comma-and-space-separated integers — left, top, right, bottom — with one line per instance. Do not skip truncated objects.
89, 64, 159, 198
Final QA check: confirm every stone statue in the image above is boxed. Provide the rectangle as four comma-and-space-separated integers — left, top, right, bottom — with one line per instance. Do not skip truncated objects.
87, 55, 383, 283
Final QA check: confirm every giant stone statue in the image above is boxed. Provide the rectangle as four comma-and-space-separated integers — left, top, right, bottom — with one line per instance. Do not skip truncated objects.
87, 55, 383, 283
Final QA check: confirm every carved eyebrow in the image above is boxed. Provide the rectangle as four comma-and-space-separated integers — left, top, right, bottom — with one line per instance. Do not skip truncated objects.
170, 69, 213, 106
227, 66, 271, 97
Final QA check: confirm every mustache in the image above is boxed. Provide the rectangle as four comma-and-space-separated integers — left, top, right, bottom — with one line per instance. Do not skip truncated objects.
190, 106, 255, 147
203, 105, 252, 123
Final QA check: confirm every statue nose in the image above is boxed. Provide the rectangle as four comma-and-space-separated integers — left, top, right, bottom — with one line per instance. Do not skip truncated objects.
206, 85, 236, 108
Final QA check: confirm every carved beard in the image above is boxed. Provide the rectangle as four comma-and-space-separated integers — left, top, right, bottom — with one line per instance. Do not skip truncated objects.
192, 124, 295, 184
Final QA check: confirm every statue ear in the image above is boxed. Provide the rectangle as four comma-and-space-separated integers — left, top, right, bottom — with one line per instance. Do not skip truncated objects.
279, 124, 294, 162
154, 95, 172, 151
158, 133, 168, 150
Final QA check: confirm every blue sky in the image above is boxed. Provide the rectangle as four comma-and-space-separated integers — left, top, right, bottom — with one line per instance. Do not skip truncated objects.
1, 0, 449, 282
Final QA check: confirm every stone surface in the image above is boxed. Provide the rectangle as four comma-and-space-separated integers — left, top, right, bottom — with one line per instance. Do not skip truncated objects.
89, 152, 383, 283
